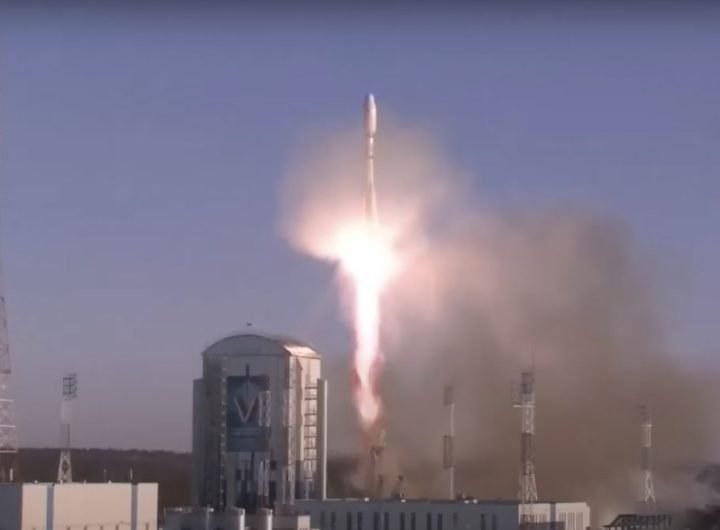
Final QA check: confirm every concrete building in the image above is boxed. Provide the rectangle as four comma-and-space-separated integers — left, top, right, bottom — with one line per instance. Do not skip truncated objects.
0, 482, 158, 530
164, 507, 245, 530
294, 499, 590, 530
164, 507, 314, 530
192, 333, 328, 512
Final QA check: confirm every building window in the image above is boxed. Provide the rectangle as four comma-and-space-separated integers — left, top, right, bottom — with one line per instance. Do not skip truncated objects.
491, 514, 497, 530
401, 513, 407, 530
331, 512, 337, 530
452, 513, 458, 530
358, 512, 364, 530
374, 512, 380, 530
411, 512, 417, 530
427, 513, 432, 530
438, 514, 443, 530
321, 512, 327, 530
480, 514, 486, 530
347, 512, 353, 530
384, 512, 390, 530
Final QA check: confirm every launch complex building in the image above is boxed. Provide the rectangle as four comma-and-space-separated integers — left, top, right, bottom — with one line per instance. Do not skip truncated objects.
165, 332, 590, 530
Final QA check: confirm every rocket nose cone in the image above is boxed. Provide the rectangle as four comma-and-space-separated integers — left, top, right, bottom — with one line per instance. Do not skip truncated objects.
364, 93, 377, 136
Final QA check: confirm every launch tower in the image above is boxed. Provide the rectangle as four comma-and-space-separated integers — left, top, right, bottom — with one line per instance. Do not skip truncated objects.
513, 369, 538, 527
57, 373, 78, 483
639, 405, 656, 513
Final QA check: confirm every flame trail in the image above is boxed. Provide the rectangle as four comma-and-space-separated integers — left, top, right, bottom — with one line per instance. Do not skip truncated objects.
335, 223, 399, 430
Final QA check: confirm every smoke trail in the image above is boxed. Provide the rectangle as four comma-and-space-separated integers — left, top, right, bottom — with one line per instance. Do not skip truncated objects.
280, 122, 720, 517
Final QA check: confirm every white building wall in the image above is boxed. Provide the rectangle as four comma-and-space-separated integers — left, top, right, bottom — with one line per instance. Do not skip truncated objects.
554, 503, 590, 530
0, 483, 158, 530
52, 483, 133, 529
135, 484, 160, 530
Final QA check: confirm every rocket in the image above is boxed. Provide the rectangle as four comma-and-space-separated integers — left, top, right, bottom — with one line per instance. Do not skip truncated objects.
364, 93, 378, 225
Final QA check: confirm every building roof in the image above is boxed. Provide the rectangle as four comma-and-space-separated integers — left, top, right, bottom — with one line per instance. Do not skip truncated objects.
202, 333, 321, 360
297, 498, 588, 506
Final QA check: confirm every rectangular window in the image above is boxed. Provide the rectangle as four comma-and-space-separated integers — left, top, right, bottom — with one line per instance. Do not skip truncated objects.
491, 514, 497, 530
347, 512, 353, 530
384, 512, 390, 530
374, 512, 380, 530
411, 513, 417, 530
401, 513, 407, 530
452, 513, 459, 530
321, 512, 327, 530
480, 514, 486, 530
427, 513, 432, 530
438, 514, 443, 530
358, 512, 364, 530
331, 512, 337, 530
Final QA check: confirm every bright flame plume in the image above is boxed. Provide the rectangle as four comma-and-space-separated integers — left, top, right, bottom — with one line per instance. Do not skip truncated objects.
334, 221, 400, 430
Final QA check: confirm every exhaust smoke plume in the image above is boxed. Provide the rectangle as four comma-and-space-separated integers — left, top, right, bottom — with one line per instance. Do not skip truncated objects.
280, 121, 719, 519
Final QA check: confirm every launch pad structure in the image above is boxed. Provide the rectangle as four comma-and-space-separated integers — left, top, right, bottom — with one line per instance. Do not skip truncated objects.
513, 368, 538, 527
57, 373, 78, 483
639, 405, 656, 513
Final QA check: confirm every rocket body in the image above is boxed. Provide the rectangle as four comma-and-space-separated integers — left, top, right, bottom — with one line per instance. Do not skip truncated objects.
364, 94, 378, 225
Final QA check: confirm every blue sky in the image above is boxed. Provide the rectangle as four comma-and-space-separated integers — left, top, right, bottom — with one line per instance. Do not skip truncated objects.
0, 6, 718, 450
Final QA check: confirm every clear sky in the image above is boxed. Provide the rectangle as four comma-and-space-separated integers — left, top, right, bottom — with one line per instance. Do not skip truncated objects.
0, 5, 718, 450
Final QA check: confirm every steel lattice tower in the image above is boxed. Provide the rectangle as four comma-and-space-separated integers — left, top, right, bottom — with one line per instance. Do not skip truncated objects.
513, 369, 537, 526
57, 373, 78, 483
0, 262, 18, 482
443, 384, 456, 500
639, 405, 656, 513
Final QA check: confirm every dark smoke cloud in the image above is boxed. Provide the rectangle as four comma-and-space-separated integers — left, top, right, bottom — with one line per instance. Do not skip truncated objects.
282, 124, 720, 522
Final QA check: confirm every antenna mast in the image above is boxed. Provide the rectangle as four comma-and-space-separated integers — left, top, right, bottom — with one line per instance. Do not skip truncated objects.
0, 261, 18, 482
513, 368, 538, 527
57, 373, 78, 483
639, 405, 656, 512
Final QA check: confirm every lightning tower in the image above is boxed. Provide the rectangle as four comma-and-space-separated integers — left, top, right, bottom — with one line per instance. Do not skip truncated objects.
443, 384, 455, 500
639, 405, 656, 513
0, 260, 18, 482
57, 373, 77, 483
513, 369, 538, 526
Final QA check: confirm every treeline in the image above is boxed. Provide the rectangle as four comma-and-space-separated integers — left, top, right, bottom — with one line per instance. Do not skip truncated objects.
17, 448, 191, 514
15, 449, 362, 515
